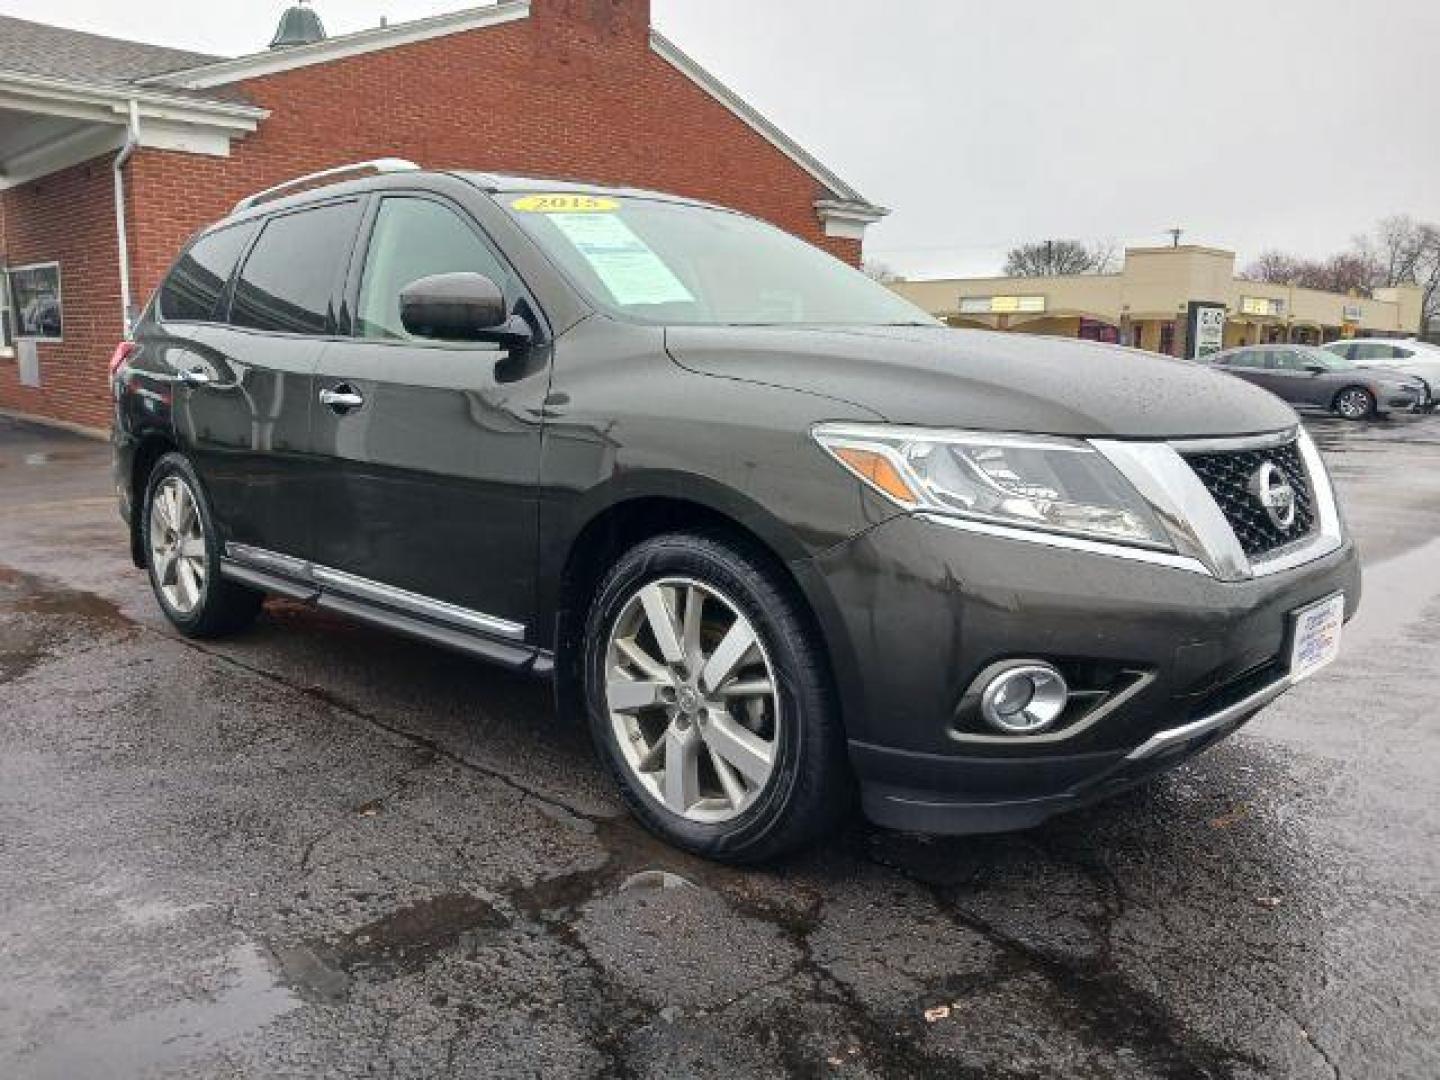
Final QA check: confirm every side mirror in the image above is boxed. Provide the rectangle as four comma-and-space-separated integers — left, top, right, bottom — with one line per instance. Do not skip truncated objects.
399, 272, 531, 346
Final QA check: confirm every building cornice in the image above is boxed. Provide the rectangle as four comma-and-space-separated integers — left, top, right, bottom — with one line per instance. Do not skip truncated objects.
815, 198, 889, 240
141, 2, 531, 90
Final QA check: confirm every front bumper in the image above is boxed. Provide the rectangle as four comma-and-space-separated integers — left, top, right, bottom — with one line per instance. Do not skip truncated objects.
802, 513, 1361, 835
1381, 385, 1429, 413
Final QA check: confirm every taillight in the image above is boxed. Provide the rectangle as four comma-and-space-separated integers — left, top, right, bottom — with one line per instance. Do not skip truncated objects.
109, 341, 138, 376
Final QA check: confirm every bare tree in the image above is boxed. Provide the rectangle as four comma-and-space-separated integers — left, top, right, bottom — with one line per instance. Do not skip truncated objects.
1358, 216, 1440, 329
1003, 240, 1106, 277
862, 260, 903, 284
1244, 251, 1376, 295
1089, 241, 1121, 275
1361, 215, 1427, 288
1243, 250, 1307, 284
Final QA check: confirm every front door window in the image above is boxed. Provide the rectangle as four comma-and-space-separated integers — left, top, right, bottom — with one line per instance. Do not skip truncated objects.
356, 198, 515, 340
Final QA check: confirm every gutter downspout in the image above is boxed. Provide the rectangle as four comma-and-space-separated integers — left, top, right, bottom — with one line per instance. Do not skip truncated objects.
113, 99, 140, 339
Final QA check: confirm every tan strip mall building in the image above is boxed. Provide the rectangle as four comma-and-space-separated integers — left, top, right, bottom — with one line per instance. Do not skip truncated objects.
893, 245, 1425, 357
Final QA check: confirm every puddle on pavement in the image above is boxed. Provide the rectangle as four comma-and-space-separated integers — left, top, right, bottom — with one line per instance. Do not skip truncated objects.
0, 564, 135, 685
619, 870, 699, 893
11, 942, 297, 1080
1, 563, 132, 627
1317, 418, 1440, 450
275, 893, 509, 1002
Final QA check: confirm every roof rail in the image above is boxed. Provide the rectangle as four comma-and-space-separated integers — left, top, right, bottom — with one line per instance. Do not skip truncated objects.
231, 159, 421, 214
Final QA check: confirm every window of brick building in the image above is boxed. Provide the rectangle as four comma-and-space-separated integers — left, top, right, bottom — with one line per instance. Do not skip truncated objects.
7, 262, 63, 340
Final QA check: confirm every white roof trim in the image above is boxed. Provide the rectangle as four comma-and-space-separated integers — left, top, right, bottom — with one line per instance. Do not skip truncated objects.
815, 198, 889, 240
143, 1, 531, 90
0, 69, 267, 127
650, 30, 880, 213
0, 71, 265, 187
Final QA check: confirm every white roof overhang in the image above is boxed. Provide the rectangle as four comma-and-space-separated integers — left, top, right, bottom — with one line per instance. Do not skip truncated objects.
0, 71, 266, 189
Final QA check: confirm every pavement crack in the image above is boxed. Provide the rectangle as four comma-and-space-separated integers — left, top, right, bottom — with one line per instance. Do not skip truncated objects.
866, 842, 1259, 1079
165, 635, 607, 830
296, 752, 439, 873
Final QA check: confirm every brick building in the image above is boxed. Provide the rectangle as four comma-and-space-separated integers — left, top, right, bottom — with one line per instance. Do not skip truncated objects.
0, 0, 885, 430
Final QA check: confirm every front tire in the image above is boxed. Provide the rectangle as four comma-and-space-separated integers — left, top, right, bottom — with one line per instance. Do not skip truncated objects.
143, 453, 263, 638
1333, 386, 1376, 420
583, 532, 850, 863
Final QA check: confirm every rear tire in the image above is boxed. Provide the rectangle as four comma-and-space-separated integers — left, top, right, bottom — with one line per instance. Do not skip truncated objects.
143, 453, 263, 639
1333, 386, 1375, 420
583, 532, 851, 863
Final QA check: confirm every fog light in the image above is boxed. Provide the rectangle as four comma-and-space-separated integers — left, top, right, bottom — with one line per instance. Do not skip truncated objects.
980, 663, 1069, 735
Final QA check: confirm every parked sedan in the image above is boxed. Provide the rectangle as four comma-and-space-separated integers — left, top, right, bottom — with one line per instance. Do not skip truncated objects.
1208, 345, 1428, 420
1324, 338, 1440, 405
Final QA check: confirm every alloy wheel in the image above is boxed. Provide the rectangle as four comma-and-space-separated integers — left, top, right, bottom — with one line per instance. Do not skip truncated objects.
604, 577, 780, 824
1336, 389, 1372, 420
149, 476, 208, 614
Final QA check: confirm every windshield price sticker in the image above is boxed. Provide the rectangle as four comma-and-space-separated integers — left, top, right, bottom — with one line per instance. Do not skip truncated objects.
546, 212, 696, 307
512, 194, 620, 214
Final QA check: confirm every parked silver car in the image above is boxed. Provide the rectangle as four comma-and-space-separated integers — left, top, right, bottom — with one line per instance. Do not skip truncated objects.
1323, 338, 1440, 404
1207, 345, 1429, 420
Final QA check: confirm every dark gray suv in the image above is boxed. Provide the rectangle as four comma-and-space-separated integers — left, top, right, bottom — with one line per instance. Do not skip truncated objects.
112, 162, 1360, 861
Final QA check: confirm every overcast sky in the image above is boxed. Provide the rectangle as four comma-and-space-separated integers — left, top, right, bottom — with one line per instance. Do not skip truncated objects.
6, 0, 1438, 279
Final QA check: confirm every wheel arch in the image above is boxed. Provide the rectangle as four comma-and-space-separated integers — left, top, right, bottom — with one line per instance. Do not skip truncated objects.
548, 489, 851, 738
128, 434, 180, 568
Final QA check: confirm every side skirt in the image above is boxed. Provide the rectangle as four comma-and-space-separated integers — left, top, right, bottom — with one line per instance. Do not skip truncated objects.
219, 552, 554, 678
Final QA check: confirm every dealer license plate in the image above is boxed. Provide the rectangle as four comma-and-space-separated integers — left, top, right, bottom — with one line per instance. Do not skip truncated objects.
1290, 594, 1345, 683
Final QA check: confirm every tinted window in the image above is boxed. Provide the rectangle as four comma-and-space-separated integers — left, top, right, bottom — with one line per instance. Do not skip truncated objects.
1273, 350, 1306, 371
356, 197, 514, 341
1327, 343, 1357, 361
159, 223, 257, 322
1355, 343, 1396, 361
230, 202, 361, 335
1226, 349, 1262, 369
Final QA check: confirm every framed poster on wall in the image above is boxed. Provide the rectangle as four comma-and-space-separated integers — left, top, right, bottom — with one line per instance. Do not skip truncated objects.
8, 262, 63, 340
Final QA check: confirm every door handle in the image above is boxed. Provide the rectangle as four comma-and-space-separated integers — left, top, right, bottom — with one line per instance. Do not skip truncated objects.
319, 385, 365, 413
177, 367, 212, 387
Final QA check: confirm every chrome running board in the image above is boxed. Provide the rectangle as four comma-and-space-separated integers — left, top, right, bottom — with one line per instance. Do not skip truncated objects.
221, 543, 547, 675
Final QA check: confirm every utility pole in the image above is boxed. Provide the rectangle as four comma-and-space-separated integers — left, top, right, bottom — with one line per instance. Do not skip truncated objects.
1045, 239, 1054, 273
1167, 228, 1184, 248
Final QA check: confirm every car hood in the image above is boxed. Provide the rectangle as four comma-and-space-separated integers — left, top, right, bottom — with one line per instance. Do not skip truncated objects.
664, 325, 1298, 438
1358, 363, 1433, 385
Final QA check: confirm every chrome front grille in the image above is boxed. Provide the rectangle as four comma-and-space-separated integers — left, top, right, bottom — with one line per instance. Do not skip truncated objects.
1181, 440, 1317, 558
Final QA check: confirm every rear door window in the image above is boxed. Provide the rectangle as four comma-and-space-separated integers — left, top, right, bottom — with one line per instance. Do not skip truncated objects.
229, 201, 362, 335
159, 222, 257, 323
355, 197, 516, 341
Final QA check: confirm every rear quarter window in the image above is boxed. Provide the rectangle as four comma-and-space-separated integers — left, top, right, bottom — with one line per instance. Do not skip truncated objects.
158, 222, 257, 323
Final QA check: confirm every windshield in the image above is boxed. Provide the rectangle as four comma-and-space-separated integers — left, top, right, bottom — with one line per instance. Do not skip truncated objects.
504, 192, 936, 327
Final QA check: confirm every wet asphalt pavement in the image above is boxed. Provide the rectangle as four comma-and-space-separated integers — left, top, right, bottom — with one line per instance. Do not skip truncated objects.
1, 412, 1437, 1080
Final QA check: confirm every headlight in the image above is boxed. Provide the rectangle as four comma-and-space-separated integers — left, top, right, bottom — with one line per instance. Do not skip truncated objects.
813, 423, 1171, 549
